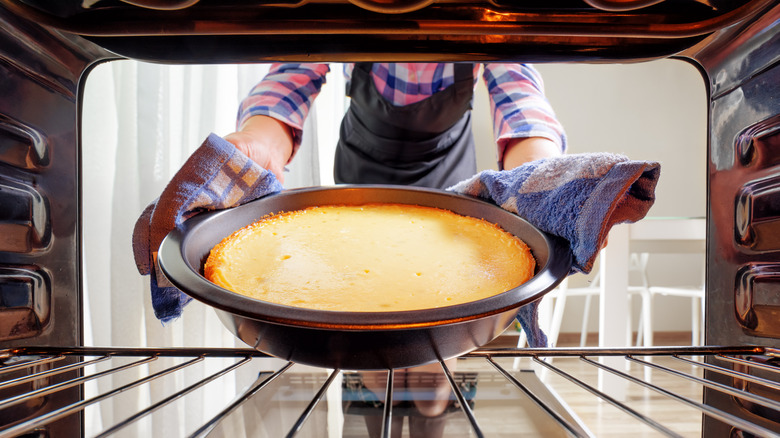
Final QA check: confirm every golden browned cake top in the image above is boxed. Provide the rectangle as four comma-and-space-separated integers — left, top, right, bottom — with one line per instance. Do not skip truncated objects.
204, 204, 535, 312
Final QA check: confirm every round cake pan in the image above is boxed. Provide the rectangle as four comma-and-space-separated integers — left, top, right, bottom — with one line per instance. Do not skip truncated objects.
158, 185, 572, 370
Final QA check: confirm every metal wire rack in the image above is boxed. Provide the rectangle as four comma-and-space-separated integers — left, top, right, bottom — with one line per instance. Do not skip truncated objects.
1, 346, 778, 437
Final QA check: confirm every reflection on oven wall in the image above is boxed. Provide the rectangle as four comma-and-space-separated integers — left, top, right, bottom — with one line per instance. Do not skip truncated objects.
80, 58, 707, 353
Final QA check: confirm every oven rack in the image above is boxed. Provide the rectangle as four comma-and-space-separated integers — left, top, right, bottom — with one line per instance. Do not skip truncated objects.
1, 346, 778, 438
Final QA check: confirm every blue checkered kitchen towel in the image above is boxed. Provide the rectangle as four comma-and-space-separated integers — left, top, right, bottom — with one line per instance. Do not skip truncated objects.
132, 133, 283, 323
449, 153, 660, 346
133, 134, 660, 348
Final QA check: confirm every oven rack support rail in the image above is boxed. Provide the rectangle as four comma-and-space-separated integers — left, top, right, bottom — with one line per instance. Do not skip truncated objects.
0, 346, 778, 438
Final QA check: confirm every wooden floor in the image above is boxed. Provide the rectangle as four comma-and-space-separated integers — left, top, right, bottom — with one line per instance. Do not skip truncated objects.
496, 356, 703, 437
339, 332, 710, 437
464, 331, 706, 437
487, 330, 697, 349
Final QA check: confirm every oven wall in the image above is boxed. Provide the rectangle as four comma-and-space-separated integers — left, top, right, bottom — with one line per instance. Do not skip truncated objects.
0, 4, 112, 435
699, 5, 780, 350
691, 4, 780, 435
0, 3, 107, 350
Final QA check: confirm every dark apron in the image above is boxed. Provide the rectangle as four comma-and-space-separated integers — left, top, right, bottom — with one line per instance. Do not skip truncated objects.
334, 63, 477, 189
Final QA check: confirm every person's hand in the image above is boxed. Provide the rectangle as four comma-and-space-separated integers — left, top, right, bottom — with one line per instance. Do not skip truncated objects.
224, 115, 294, 184
501, 136, 562, 170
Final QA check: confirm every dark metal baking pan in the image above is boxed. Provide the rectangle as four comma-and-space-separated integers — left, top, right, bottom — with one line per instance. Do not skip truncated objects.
158, 185, 572, 370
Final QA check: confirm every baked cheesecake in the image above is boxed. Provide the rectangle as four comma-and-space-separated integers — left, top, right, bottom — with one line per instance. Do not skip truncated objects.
204, 204, 535, 312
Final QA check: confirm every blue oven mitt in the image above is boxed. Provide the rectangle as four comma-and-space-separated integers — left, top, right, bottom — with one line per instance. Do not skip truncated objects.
132, 133, 283, 323
448, 152, 661, 347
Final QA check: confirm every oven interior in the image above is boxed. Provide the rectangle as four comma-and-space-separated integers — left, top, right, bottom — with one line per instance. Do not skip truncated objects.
1, 0, 779, 436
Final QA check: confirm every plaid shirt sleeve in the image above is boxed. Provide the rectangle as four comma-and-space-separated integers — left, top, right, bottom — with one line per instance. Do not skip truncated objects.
237, 63, 330, 156
482, 63, 567, 161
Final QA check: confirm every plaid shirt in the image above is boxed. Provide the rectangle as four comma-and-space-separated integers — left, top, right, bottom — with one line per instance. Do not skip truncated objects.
237, 63, 566, 162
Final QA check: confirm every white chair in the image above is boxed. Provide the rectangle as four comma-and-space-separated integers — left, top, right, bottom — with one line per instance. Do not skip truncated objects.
517, 251, 648, 350
512, 270, 602, 354
512, 276, 601, 370
625, 219, 706, 347
514, 249, 704, 351
545, 273, 601, 348
634, 254, 705, 346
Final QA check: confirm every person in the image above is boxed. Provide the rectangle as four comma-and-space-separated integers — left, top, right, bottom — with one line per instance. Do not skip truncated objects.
219, 62, 567, 436
223, 63, 566, 186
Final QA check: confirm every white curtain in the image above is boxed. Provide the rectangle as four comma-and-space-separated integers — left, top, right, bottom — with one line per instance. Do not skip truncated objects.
81, 60, 346, 437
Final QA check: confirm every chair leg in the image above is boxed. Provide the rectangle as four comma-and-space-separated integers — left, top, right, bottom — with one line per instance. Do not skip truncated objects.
700, 295, 705, 345
692, 296, 702, 346
513, 331, 528, 370
549, 293, 568, 348
580, 294, 591, 347
641, 290, 653, 347
635, 300, 643, 346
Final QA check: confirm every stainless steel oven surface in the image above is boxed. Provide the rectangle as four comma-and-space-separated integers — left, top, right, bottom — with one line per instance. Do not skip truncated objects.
1, 0, 779, 437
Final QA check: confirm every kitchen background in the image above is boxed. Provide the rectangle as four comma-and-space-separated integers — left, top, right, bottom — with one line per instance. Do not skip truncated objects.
78, 58, 706, 435
81, 59, 706, 350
